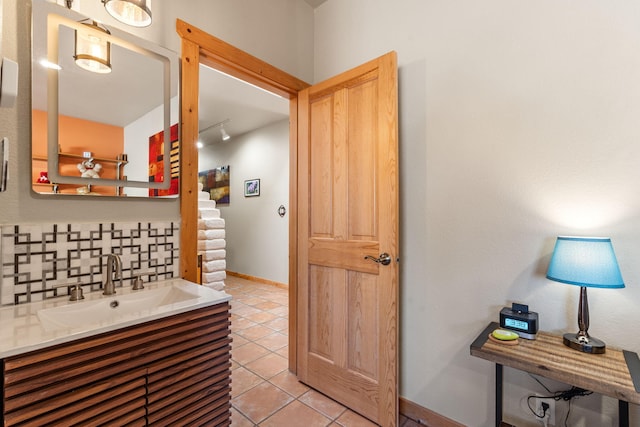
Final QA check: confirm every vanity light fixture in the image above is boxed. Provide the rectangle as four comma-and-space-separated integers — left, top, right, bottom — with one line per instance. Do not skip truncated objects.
546, 236, 625, 354
102, 0, 152, 28
74, 20, 112, 74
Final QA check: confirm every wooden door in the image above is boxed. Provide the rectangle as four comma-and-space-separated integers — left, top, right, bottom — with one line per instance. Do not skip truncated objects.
296, 52, 399, 427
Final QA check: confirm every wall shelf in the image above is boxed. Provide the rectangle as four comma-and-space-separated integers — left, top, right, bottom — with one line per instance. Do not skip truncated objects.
32, 152, 128, 196
32, 152, 128, 165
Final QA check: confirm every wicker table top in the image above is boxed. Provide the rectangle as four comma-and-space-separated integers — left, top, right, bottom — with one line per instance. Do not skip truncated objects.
470, 322, 640, 405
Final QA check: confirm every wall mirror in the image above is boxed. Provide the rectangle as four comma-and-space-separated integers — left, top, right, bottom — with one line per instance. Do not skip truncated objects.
31, 0, 179, 197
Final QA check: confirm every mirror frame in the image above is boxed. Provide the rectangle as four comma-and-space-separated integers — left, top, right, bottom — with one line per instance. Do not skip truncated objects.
38, 7, 175, 190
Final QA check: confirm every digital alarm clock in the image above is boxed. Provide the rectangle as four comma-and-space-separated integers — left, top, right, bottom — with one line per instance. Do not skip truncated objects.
499, 303, 538, 340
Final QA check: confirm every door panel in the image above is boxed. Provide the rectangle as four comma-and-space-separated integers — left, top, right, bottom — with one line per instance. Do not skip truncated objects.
308, 265, 342, 360
309, 96, 336, 237
347, 80, 378, 240
347, 270, 379, 378
297, 52, 399, 427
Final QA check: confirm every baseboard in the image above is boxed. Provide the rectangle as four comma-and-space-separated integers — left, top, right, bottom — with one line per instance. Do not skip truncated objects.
400, 397, 467, 427
226, 270, 288, 290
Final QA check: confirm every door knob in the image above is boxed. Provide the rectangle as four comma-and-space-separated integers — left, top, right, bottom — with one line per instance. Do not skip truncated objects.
364, 253, 391, 266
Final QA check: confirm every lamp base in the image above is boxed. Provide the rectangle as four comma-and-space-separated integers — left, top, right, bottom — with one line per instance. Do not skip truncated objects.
563, 333, 606, 354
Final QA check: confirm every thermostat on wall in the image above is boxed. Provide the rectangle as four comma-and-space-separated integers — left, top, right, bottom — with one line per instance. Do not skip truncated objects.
499, 303, 538, 340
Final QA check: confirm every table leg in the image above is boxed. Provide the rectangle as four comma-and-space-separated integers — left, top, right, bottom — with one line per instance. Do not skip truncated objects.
496, 364, 503, 427
619, 400, 628, 427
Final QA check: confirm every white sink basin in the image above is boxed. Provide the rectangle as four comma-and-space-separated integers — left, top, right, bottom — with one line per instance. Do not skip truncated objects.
0, 279, 231, 358
38, 284, 201, 331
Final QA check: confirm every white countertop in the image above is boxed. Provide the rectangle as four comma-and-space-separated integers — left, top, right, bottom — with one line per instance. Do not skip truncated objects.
0, 279, 231, 358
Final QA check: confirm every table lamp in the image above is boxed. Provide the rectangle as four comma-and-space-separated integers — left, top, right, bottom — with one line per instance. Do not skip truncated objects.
546, 236, 624, 354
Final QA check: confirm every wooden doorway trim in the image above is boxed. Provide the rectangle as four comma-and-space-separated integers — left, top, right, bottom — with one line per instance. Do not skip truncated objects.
176, 19, 310, 371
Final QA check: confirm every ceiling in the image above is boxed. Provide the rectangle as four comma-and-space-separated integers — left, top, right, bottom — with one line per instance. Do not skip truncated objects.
197, 65, 289, 146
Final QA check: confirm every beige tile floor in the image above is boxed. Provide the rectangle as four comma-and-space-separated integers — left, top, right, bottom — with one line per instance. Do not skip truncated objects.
226, 275, 420, 427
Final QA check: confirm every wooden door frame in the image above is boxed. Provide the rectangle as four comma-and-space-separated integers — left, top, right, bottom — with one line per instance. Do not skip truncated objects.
176, 19, 310, 371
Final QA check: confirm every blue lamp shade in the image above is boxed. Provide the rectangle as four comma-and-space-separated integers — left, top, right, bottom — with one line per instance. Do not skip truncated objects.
546, 237, 624, 289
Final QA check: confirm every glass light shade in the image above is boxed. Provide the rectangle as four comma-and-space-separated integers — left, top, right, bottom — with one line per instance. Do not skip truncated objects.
103, 0, 152, 28
74, 21, 111, 74
546, 236, 624, 289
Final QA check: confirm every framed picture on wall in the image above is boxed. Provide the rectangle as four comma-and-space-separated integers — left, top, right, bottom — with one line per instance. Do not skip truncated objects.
244, 179, 260, 197
149, 123, 180, 197
198, 165, 230, 204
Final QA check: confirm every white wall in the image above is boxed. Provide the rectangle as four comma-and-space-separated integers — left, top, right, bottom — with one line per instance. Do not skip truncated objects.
314, 1, 640, 426
199, 120, 289, 285
159, 0, 314, 79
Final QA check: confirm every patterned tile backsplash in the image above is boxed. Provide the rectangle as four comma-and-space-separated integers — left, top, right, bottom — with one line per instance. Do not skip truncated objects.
0, 221, 180, 305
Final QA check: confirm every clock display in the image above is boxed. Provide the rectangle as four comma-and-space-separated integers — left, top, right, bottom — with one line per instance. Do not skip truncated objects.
499, 306, 538, 339
504, 318, 528, 331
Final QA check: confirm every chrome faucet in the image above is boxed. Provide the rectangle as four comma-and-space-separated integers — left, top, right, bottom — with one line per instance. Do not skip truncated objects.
103, 254, 122, 295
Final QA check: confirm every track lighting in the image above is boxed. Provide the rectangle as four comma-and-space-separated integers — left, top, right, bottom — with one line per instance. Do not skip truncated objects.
220, 126, 231, 142
199, 119, 232, 143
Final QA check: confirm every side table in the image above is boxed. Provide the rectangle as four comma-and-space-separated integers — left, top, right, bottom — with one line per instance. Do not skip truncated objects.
470, 322, 640, 427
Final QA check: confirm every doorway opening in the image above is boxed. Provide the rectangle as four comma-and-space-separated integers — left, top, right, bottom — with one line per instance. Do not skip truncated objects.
197, 63, 290, 291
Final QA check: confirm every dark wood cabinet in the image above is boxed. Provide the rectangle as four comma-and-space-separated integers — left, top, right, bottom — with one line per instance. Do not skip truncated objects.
2, 303, 231, 426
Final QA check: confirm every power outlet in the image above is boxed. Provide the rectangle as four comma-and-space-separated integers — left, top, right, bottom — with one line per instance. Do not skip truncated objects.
533, 396, 556, 426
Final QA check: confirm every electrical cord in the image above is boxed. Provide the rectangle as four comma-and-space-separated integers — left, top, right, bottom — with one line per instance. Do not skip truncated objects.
526, 395, 547, 419
541, 402, 550, 427
558, 387, 593, 427
527, 375, 593, 427
526, 397, 551, 427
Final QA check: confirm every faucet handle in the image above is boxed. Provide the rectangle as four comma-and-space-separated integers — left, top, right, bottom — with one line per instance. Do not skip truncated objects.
53, 282, 84, 301
132, 275, 144, 290
69, 283, 84, 301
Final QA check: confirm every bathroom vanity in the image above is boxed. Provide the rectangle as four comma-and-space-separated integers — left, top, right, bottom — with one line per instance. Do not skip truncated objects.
0, 279, 231, 426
